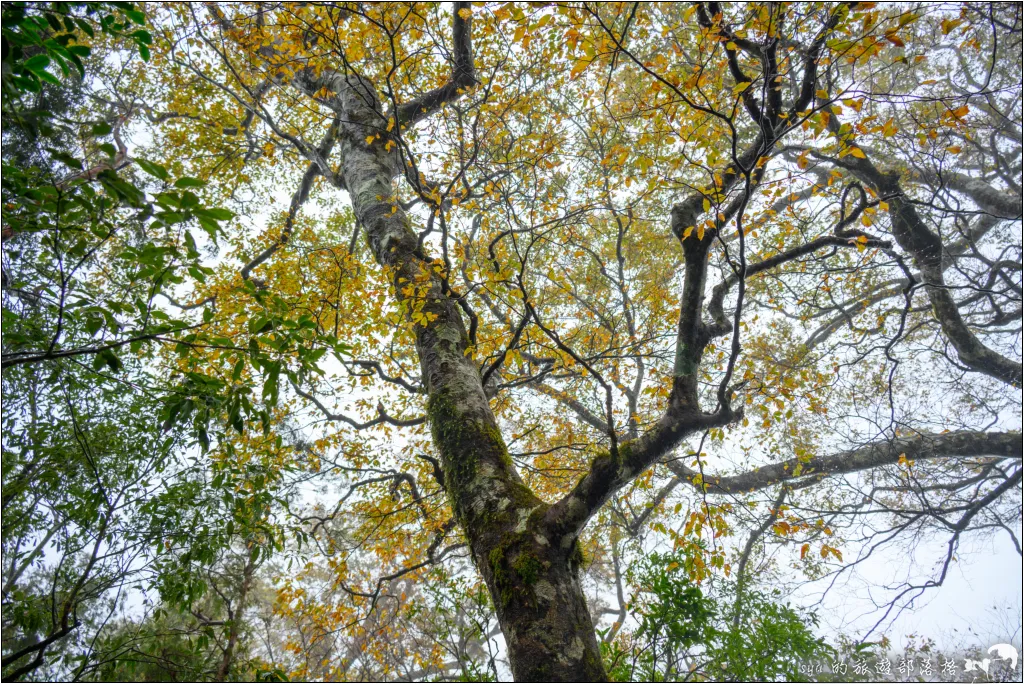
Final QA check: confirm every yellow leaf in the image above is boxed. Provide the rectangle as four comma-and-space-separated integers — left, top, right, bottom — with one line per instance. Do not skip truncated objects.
946, 145, 961, 153
458, 7, 472, 19
697, 225, 705, 240
570, 58, 589, 79
849, 147, 866, 159
800, 543, 810, 559
941, 18, 962, 34
365, 135, 375, 145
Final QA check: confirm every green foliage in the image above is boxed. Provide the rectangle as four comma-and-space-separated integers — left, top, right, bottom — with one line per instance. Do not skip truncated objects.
708, 586, 832, 682
1, 358, 189, 680
1, 2, 150, 131
416, 569, 501, 682
0, 1, 340, 457
1, 0, 235, 392
634, 552, 716, 654
604, 550, 833, 682
1, 6, 281, 678
89, 611, 222, 682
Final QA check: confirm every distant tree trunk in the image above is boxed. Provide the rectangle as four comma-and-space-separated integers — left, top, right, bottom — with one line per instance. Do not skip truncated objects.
215, 553, 256, 681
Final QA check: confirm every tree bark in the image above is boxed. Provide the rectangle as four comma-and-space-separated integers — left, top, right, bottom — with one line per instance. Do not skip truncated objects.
487, 533, 607, 681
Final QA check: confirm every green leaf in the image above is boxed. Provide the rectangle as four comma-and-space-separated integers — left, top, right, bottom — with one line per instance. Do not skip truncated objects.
105, 352, 123, 372
197, 216, 220, 237
67, 51, 85, 77
135, 158, 169, 180
193, 207, 234, 221
125, 8, 147, 25
75, 18, 95, 37
248, 317, 274, 334
17, 73, 41, 92
23, 54, 51, 72
174, 177, 206, 189
47, 149, 83, 170
262, 369, 279, 406
183, 232, 198, 258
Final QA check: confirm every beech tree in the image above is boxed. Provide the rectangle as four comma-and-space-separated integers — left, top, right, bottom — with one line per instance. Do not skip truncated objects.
3, 1, 1021, 681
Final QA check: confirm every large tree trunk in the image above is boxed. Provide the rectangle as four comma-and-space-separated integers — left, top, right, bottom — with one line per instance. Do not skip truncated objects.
321, 70, 609, 681
482, 533, 607, 681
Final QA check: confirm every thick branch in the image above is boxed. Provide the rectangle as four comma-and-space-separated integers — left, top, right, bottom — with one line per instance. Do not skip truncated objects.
666, 430, 1020, 495
394, 2, 477, 127
823, 115, 1023, 387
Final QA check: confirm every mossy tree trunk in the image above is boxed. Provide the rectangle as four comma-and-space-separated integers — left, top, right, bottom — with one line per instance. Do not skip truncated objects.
481, 525, 608, 681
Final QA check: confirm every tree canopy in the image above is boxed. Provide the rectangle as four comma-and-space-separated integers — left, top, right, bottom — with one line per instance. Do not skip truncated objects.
2, 1, 1021, 681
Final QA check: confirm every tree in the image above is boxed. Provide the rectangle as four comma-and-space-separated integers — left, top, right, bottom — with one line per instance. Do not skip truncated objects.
600, 549, 831, 681
3, 2, 1021, 681
1, 5, 280, 680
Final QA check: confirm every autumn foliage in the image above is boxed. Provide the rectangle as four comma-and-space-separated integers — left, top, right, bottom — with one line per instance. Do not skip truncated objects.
2, 2, 1021, 681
